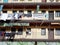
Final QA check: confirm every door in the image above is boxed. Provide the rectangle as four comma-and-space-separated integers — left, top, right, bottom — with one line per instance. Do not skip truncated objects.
48, 29, 54, 40
49, 11, 54, 20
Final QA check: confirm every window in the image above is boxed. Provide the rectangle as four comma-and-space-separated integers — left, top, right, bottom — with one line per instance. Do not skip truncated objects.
55, 28, 60, 36
20, 0, 24, 1
56, 11, 60, 17
0, 28, 5, 36
3, 11, 7, 13
42, 10, 46, 14
18, 28, 23, 35
13, 10, 17, 13
11, 28, 16, 33
24, 10, 32, 17
28, 0, 32, 1
26, 28, 31, 35
27, 10, 31, 14
19, 10, 23, 13
41, 28, 46, 35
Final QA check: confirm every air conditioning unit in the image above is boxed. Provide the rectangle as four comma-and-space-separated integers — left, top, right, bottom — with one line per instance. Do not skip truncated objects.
49, 0, 54, 2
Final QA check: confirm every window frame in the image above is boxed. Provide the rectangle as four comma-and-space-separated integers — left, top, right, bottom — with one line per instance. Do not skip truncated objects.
18, 28, 23, 35
55, 28, 60, 36
55, 11, 60, 17
13, 10, 17, 13
26, 28, 31, 35
41, 28, 46, 35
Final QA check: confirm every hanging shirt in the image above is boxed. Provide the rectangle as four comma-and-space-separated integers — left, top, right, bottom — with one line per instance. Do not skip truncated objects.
1, 13, 8, 21
14, 13, 18, 19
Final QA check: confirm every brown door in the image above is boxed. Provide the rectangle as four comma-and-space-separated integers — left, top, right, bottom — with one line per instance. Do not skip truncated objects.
49, 11, 54, 20
48, 29, 54, 40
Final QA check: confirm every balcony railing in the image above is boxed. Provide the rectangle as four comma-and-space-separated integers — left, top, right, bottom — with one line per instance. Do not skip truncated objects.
1, 23, 29, 27
0, 13, 48, 21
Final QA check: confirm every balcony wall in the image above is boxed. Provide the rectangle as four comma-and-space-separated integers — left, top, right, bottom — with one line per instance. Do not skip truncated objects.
14, 28, 48, 39
1, 27, 60, 40
1, 10, 60, 21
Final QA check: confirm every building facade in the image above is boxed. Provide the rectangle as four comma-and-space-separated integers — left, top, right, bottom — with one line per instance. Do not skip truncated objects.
0, 0, 60, 45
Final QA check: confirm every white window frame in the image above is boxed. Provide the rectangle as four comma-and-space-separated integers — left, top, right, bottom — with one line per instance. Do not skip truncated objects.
55, 11, 60, 17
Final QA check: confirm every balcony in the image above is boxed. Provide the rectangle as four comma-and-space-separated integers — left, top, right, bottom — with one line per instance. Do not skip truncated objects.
0, 13, 49, 21
0, 23, 29, 27
0, 31, 48, 40
1, 13, 60, 21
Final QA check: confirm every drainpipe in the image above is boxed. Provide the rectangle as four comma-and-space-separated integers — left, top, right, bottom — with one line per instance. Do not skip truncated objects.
36, 5, 40, 13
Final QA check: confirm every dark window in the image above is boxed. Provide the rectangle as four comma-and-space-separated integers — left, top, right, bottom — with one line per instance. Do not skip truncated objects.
56, 11, 60, 17
26, 28, 31, 35
0, 28, 5, 36
24, 10, 32, 17
55, 28, 60, 36
3, 11, 7, 13
11, 28, 16, 33
27, 10, 31, 14
42, 10, 46, 13
18, 28, 23, 35
41, 28, 46, 35
19, 10, 23, 13
13, 10, 17, 13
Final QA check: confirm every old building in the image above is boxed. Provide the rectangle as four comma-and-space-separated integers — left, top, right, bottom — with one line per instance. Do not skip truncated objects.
0, 0, 60, 45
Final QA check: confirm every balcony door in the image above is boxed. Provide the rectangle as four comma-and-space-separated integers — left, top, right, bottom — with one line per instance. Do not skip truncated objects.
48, 29, 54, 40
49, 11, 54, 20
